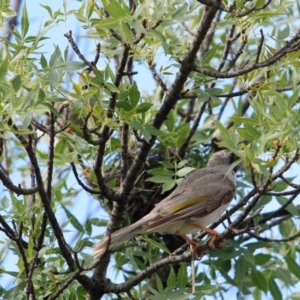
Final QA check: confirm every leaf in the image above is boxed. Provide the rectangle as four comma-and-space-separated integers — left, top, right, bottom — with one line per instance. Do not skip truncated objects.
0, 57, 9, 80
128, 121, 143, 130
148, 168, 174, 176
285, 257, 300, 280
156, 274, 163, 293
11, 75, 22, 92
277, 25, 290, 40
49, 46, 63, 68
269, 278, 282, 300
21, 3, 29, 37
176, 167, 195, 177
251, 269, 268, 292
162, 181, 176, 193
105, 82, 120, 93
120, 21, 133, 44
95, 17, 119, 29
177, 262, 188, 288
136, 102, 152, 113
40, 54, 48, 69
141, 236, 170, 254
55, 61, 85, 71
61, 205, 84, 232
40, 4, 53, 18
116, 100, 133, 111
167, 267, 176, 288
129, 82, 140, 107
146, 175, 174, 183
201, 44, 221, 65
144, 124, 162, 136
102, 0, 130, 18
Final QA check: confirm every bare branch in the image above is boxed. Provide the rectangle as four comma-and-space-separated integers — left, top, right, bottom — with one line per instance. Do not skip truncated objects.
0, 169, 39, 195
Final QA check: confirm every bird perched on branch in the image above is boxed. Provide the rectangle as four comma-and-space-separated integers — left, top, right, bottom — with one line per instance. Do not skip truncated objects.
93, 149, 241, 258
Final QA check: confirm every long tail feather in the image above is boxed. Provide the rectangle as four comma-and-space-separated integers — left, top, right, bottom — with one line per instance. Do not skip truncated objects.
93, 220, 144, 258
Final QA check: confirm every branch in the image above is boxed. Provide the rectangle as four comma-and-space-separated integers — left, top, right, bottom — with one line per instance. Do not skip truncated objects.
121, 0, 222, 196
93, 45, 131, 201
0, 169, 39, 195
70, 162, 101, 195
247, 230, 300, 243
49, 269, 82, 300
178, 102, 207, 159
149, 64, 168, 92
106, 252, 192, 293
194, 29, 300, 78
64, 31, 94, 69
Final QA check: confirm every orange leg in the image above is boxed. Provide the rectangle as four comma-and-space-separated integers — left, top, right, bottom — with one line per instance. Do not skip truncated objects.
188, 224, 222, 250
175, 231, 203, 258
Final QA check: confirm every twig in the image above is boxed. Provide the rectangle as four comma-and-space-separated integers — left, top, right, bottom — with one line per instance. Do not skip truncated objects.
256, 29, 264, 64
247, 230, 300, 243
194, 28, 300, 78
49, 269, 82, 300
178, 102, 207, 159
0, 169, 39, 195
149, 64, 168, 92
64, 31, 94, 69
70, 162, 101, 195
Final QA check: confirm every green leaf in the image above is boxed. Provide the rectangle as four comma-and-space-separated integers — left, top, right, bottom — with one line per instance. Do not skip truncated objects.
146, 175, 174, 183
129, 121, 143, 130
136, 102, 152, 113
269, 278, 282, 300
141, 236, 170, 254
102, 0, 130, 18
162, 181, 176, 193
40, 54, 48, 69
21, 3, 29, 37
116, 101, 133, 111
40, 4, 53, 18
144, 124, 162, 136
254, 253, 272, 266
120, 21, 133, 44
167, 267, 176, 288
142, 129, 151, 142
95, 17, 119, 29
277, 25, 290, 40
0, 57, 8, 80
176, 167, 195, 177
205, 88, 223, 96
129, 82, 140, 107
201, 44, 221, 65
105, 82, 120, 93
148, 168, 174, 176
55, 61, 85, 71
49, 46, 63, 68
11, 75, 22, 92
156, 274, 164, 293
24, 85, 39, 107
61, 205, 84, 232
177, 262, 188, 288
285, 257, 300, 280
251, 269, 268, 292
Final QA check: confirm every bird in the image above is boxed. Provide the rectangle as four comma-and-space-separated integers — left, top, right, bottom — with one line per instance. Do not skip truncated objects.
93, 150, 241, 258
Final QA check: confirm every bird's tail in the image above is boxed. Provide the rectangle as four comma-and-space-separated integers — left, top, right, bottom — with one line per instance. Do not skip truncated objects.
93, 220, 144, 258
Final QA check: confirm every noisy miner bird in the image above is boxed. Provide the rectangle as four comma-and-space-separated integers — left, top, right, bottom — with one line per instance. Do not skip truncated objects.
93, 150, 241, 258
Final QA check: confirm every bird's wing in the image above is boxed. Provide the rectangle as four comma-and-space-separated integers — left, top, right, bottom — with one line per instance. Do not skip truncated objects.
143, 172, 235, 231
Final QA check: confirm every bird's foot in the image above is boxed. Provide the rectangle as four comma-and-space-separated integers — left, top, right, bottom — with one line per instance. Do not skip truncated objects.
207, 234, 225, 250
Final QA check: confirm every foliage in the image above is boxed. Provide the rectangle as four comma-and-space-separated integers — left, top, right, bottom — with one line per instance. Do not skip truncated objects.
1, 0, 300, 299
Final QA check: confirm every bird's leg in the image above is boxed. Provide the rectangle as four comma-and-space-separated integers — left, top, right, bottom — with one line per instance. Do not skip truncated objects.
175, 231, 203, 258
189, 224, 224, 250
